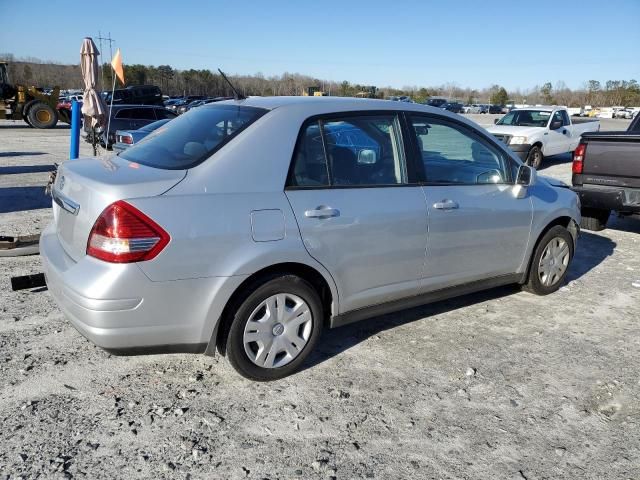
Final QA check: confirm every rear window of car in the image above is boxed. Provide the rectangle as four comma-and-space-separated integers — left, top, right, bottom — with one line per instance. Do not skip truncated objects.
119, 105, 267, 169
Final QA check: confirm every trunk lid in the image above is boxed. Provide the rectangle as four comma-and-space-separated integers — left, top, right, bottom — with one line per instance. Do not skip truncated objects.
52, 155, 186, 261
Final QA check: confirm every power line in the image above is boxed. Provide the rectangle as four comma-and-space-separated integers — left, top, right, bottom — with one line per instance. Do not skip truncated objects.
96, 32, 115, 92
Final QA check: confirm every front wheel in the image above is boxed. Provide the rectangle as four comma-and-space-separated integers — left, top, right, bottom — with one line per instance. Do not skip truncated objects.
523, 225, 574, 295
27, 102, 58, 129
225, 275, 324, 381
526, 145, 543, 169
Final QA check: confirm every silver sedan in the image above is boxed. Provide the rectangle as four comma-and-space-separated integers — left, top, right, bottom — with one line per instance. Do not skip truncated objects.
41, 97, 581, 380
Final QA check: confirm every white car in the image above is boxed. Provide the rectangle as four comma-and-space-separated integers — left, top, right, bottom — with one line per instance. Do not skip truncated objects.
486, 106, 600, 168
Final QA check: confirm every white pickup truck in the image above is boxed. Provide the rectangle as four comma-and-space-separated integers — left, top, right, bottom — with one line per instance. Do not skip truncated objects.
486, 106, 600, 168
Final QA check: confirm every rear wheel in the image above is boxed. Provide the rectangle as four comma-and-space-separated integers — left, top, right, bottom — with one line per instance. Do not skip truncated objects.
27, 102, 58, 129
526, 145, 543, 169
225, 275, 324, 381
580, 208, 609, 231
523, 225, 574, 295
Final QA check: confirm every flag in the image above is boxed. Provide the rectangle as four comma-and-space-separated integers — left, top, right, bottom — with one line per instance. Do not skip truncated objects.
111, 48, 125, 86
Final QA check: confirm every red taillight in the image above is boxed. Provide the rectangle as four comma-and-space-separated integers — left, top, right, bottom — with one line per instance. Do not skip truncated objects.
119, 135, 133, 144
572, 143, 587, 174
87, 201, 170, 263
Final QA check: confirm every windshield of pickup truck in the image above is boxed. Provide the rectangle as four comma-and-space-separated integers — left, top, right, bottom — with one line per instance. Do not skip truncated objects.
496, 110, 551, 127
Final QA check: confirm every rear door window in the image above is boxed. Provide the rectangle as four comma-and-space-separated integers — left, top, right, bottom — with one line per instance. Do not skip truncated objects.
288, 114, 407, 187
119, 105, 266, 169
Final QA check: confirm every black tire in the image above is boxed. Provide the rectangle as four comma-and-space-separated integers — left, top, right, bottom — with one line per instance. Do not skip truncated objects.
580, 208, 609, 231
526, 145, 543, 169
225, 275, 324, 381
27, 102, 58, 129
22, 114, 33, 127
523, 225, 574, 295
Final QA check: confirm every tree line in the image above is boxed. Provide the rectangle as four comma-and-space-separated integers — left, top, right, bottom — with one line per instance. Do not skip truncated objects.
2, 53, 639, 107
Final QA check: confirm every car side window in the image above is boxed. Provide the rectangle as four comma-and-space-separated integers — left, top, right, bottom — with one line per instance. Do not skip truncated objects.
289, 114, 407, 188
408, 115, 511, 185
289, 122, 330, 187
154, 109, 176, 120
560, 110, 570, 126
132, 109, 156, 120
115, 108, 132, 119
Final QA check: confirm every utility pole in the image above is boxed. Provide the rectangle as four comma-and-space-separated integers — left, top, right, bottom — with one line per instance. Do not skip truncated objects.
96, 31, 116, 92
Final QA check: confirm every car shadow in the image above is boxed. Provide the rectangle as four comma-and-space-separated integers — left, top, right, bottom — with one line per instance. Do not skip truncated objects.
302, 230, 616, 372
565, 231, 616, 282
539, 152, 572, 169
0, 164, 55, 174
0, 152, 47, 158
0, 186, 50, 213
604, 214, 640, 234
302, 284, 521, 372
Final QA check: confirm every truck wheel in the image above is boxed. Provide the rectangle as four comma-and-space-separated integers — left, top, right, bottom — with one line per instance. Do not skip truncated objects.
22, 113, 33, 127
27, 102, 58, 129
580, 208, 609, 231
523, 225, 574, 295
526, 145, 543, 169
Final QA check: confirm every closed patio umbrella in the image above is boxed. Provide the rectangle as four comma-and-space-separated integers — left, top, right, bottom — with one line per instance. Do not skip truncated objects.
80, 37, 106, 154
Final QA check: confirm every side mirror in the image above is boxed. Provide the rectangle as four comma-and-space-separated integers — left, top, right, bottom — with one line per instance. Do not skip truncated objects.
357, 149, 377, 164
550, 120, 563, 130
516, 164, 536, 186
494, 118, 499, 124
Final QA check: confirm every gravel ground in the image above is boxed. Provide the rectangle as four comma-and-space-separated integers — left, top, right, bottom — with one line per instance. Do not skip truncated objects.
1, 117, 639, 479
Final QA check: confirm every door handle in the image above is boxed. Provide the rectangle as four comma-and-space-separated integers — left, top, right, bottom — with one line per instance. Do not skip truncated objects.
433, 199, 459, 210
305, 206, 340, 218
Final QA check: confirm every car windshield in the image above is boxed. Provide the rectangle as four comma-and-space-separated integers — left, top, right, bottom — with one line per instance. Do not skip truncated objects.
497, 110, 551, 127
119, 105, 266, 169
138, 119, 171, 132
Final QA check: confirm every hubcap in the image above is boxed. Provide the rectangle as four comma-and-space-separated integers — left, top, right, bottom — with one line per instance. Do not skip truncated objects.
243, 293, 313, 369
538, 237, 570, 287
36, 109, 51, 123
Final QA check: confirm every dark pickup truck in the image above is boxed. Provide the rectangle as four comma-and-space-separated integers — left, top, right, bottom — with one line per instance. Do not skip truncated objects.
572, 114, 640, 230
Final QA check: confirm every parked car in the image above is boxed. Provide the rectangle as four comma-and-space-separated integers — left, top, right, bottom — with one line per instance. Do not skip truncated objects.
441, 102, 464, 113
488, 104, 503, 114
102, 85, 164, 106
85, 105, 177, 148
424, 98, 447, 108
487, 107, 601, 168
43, 97, 580, 380
464, 104, 483, 114
572, 113, 640, 230
112, 119, 173, 153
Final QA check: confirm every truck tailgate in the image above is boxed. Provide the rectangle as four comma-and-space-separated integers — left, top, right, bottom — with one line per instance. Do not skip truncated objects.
580, 132, 640, 188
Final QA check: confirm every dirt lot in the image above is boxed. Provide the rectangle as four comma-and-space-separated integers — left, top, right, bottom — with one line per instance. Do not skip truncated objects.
1, 117, 639, 480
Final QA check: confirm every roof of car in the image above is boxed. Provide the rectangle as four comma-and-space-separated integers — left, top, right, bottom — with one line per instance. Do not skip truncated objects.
210, 95, 458, 115
515, 105, 566, 112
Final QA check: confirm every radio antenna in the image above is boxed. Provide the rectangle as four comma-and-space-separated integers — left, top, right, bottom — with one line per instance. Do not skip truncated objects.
218, 69, 245, 100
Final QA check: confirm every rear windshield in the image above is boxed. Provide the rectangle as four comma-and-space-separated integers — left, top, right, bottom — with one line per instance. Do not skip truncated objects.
119, 104, 267, 169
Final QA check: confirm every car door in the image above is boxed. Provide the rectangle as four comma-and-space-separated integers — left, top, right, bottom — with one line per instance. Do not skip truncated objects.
407, 113, 532, 290
546, 110, 572, 155
285, 113, 428, 313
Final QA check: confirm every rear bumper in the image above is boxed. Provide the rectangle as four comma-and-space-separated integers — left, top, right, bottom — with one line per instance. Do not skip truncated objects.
39, 222, 246, 353
572, 185, 640, 213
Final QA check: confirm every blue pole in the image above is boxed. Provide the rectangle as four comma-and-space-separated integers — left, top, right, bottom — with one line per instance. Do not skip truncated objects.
69, 100, 80, 160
